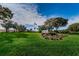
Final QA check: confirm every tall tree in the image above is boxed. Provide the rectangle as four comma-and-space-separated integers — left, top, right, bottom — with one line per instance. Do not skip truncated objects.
0, 5, 13, 32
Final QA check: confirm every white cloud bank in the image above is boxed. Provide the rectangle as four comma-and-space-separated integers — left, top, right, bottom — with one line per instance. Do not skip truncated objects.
0, 3, 47, 25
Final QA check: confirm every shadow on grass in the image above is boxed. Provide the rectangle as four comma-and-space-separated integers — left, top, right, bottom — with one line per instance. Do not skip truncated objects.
0, 32, 28, 43
69, 33, 79, 35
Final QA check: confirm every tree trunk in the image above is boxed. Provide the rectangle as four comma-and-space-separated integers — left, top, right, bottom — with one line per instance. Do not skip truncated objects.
5, 28, 8, 32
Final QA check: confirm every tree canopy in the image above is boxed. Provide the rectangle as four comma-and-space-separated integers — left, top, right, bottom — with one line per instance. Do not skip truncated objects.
44, 17, 68, 31
68, 23, 79, 32
0, 5, 13, 21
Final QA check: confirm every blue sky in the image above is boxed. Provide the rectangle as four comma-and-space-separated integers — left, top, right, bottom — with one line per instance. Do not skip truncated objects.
0, 3, 79, 30
37, 3, 79, 18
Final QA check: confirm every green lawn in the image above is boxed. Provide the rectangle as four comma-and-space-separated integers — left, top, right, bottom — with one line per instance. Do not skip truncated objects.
0, 32, 79, 56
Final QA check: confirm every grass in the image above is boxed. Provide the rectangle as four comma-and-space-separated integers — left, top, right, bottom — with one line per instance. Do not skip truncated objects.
0, 32, 79, 56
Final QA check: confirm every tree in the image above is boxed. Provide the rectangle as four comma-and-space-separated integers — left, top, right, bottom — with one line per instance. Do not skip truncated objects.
18, 25, 26, 32
12, 22, 19, 32
34, 22, 37, 30
1, 20, 13, 32
0, 5, 13, 32
38, 25, 47, 32
0, 5, 13, 21
68, 23, 79, 32
12, 22, 26, 32
44, 17, 68, 31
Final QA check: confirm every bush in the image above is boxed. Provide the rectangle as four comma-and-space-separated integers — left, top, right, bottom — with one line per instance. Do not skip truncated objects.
41, 31, 65, 40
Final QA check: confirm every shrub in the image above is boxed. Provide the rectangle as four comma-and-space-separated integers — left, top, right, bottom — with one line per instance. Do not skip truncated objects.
41, 31, 65, 40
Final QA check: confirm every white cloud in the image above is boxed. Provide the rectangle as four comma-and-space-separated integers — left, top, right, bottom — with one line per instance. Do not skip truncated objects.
68, 15, 79, 25
48, 15, 63, 19
0, 3, 47, 25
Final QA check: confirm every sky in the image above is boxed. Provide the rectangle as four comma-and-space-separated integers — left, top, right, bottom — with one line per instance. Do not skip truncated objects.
37, 3, 79, 17
0, 3, 79, 30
